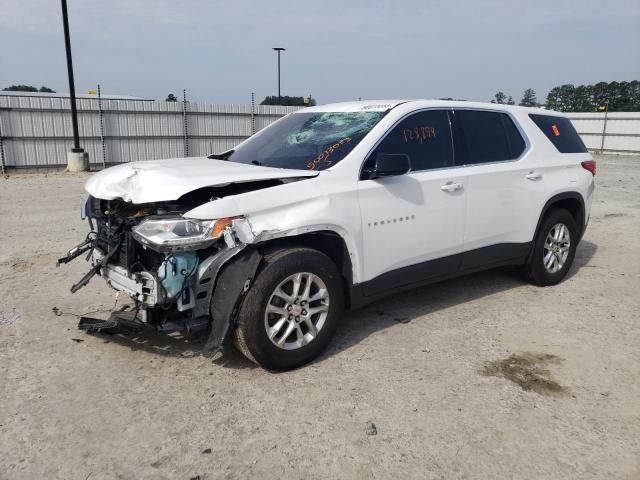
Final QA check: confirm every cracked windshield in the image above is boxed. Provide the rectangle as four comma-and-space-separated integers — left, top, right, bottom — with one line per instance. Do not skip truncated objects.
227, 111, 387, 170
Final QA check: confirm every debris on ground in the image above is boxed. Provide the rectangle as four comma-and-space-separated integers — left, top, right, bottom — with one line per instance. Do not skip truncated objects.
365, 421, 378, 436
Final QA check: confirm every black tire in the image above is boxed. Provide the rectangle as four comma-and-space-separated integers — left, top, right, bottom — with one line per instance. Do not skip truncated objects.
233, 247, 345, 371
524, 208, 579, 286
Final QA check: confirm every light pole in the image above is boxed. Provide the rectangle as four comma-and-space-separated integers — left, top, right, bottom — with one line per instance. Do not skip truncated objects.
272, 47, 285, 102
61, 0, 88, 171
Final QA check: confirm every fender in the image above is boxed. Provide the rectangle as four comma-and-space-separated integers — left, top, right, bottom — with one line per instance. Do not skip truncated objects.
203, 248, 263, 349
253, 223, 362, 285
528, 191, 586, 262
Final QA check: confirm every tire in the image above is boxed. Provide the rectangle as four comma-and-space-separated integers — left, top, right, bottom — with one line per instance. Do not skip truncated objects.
233, 247, 345, 371
524, 208, 579, 286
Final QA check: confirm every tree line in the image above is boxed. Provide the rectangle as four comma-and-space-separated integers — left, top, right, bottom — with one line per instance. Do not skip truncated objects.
3, 85, 55, 93
492, 80, 640, 112
260, 95, 316, 106
545, 81, 640, 112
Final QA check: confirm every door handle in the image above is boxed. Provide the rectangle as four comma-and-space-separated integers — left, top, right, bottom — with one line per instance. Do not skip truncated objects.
441, 181, 463, 192
525, 170, 542, 181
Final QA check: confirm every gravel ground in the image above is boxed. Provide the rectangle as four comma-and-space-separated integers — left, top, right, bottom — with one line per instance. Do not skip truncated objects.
1, 154, 639, 480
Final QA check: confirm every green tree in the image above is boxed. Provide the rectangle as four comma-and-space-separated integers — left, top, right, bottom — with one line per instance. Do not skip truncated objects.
2, 84, 56, 93
165, 93, 178, 102
627, 80, 640, 111
572, 85, 592, 112
589, 81, 610, 110
545, 86, 562, 110
558, 84, 577, 111
490, 91, 507, 104
519, 88, 537, 107
3, 85, 39, 92
507, 96, 515, 105
545, 84, 577, 111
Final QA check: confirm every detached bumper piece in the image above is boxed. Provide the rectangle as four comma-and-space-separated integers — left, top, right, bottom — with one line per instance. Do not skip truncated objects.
78, 309, 211, 338
78, 316, 122, 333
78, 309, 144, 334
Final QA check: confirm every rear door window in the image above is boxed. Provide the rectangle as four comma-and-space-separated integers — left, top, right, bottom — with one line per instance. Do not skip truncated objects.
369, 110, 454, 172
453, 110, 526, 165
529, 114, 587, 153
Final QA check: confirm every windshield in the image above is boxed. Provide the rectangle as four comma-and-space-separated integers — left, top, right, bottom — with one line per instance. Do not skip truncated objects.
227, 111, 387, 171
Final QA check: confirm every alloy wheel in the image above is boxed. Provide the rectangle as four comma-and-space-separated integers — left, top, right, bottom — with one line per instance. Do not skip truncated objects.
264, 272, 330, 350
543, 223, 571, 274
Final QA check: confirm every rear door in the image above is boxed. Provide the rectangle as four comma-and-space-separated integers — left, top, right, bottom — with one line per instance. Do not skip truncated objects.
451, 109, 546, 268
357, 109, 467, 294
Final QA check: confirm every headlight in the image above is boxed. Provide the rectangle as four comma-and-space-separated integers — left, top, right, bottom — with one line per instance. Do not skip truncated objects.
132, 216, 240, 252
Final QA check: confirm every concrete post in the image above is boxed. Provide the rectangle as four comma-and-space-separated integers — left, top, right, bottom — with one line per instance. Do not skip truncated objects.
66, 151, 89, 172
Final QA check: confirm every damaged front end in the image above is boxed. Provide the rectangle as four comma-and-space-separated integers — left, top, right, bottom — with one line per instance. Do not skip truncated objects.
58, 191, 262, 348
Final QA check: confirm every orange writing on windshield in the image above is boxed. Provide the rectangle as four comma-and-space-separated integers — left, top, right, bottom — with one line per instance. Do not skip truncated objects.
307, 137, 352, 170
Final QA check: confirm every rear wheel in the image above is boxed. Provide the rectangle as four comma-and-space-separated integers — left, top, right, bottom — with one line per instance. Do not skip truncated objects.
234, 247, 344, 370
524, 208, 578, 286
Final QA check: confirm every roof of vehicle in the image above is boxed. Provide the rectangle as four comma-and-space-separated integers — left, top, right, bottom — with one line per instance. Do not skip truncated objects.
303, 99, 559, 116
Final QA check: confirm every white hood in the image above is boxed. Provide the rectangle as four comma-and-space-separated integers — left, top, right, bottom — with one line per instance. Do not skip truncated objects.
84, 157, 319, 204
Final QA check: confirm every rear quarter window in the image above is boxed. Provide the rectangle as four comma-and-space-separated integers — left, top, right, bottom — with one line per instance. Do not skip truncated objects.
529, 114, 587, 153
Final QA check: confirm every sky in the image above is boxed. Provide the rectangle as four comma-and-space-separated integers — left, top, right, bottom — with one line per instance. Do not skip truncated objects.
1, 0, 639, 105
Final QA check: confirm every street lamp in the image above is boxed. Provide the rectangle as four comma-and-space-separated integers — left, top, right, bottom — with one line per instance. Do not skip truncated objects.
272, 47, 285, 102
61, 0, 88, 171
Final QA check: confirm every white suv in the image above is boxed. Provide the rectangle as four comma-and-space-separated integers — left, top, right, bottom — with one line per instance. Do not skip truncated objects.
60, 100, 596, 370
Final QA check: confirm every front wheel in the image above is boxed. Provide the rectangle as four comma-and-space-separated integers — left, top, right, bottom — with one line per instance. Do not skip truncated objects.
524, 208, 579, 286
234, 247, 344, 370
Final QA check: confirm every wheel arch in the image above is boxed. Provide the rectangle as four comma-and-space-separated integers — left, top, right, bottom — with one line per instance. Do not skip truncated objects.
255, 230, 356, 309
528, 191, 585, 262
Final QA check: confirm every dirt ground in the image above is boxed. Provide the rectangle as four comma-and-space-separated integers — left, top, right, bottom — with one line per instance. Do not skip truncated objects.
1, 154, 639, 480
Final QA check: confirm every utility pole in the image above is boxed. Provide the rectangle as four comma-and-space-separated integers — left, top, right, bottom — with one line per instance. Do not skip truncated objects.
61, 0, 88, 171
272, 47, 285, 102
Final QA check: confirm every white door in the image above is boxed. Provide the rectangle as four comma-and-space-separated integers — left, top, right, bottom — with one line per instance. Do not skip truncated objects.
357, 110, 467, 294
452, 109, 545, 254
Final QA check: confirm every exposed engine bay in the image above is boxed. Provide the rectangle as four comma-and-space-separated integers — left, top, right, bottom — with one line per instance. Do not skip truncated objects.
56, 180, 285, 346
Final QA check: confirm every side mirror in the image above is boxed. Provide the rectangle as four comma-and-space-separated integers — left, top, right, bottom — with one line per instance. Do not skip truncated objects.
364, 153, 411, 179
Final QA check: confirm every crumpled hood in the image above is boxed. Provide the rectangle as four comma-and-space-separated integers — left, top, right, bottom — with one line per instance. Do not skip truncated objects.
84, 157, 319, 204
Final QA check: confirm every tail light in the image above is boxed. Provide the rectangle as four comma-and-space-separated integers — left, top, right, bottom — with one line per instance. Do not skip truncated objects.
581, 160, 596, 176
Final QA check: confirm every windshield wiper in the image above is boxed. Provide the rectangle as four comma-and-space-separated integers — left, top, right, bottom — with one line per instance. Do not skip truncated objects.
208, 149, 234, 160
251, 160, 263, 166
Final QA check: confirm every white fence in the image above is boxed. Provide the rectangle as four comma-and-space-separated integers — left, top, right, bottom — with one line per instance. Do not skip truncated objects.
0, 94, 300, 172
1, 96, 638, 173
566, 112, 640, 154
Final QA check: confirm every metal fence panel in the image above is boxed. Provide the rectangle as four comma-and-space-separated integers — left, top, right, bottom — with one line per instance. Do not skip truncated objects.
566, 112, 640, 154
0, 94, 300, 170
